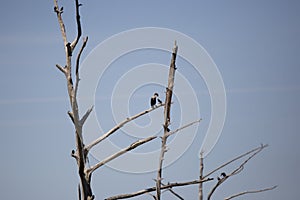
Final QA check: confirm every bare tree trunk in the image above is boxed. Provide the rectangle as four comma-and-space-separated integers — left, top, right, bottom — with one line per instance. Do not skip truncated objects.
156, 41, 178, 200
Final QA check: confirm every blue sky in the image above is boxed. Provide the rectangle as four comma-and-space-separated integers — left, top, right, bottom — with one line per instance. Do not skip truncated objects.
0, 0, 299, 199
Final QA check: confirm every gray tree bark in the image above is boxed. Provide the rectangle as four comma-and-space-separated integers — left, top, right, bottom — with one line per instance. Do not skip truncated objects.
156, 41, 178, 200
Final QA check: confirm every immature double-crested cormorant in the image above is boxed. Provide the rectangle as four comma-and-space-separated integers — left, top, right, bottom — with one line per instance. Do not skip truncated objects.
150, 93, 159, 107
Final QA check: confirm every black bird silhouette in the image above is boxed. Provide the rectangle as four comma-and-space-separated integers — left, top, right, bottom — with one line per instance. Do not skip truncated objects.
150, 93, 159, 107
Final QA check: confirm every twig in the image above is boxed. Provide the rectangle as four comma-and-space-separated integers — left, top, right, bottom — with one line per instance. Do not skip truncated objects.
166, 119, 201, 137
86, 136, 156, 175
152, 180, 185, 200
80, 106, 93, 126
156, 41, 178, 200
224, 186, 277, 200
71, 0, 82, 50
85, 103, 165, 152
55, 64, 66, 74
75, 36, 88, 98
207, 144, 268, 200
203, 144, 268, 179
162, 182, 184, 200
146, 193, 156, 199
105, 178, 213, 200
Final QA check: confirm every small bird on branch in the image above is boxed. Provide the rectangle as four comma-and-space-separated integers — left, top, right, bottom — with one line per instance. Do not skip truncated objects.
150, 93, 162, 108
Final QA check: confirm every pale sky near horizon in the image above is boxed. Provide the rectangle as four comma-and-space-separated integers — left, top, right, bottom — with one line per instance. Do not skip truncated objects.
0, 0, 299, 199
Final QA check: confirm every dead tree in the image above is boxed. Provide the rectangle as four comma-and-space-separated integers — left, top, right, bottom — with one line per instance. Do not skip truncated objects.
53, 1, 276, 199
53, 1, 163, 199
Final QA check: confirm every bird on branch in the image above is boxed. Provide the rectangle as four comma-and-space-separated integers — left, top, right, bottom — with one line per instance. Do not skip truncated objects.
150, 93, 162, 108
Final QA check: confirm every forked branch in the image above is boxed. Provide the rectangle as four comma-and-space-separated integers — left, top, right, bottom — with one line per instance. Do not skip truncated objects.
85, 103, 165, 152
86, 136, 157, 175
203, 144, 268, 179
207, 144, 268, 200
161, 182, 184, 200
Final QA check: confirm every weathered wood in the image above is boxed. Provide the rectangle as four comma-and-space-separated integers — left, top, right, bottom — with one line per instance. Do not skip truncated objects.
86, 136, 156, 175
105, 178, 213, 200
207, 144, 268, 200
85, 103, 165, 152
156, 41, 178, 200
54, 1, 93, 199
224, 186, 277, 200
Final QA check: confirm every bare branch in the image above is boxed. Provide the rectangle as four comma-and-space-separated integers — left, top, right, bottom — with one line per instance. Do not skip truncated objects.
161, 182, 184, 200
207, 144, 268, 200
105, 178, 213, 200
207, 175, 227, 200
151, 180, 185, 200
146, 193, 156, 199
85, 103, 165, 151
231, 144, 266, 175
80, 106, 93, 126
54, 0, 74, 106
75, 36, 88, 98
203, 144, 268, 179
86, 136, 156, 175
71, 0, 82, 50
156, 41, 178, 200
166, 119, 202, 137
55, 64, 67, 74
224, 186, 277, 200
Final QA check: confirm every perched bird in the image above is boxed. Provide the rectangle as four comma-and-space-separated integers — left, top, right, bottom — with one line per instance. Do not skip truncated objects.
150, 93, 159, 107
221, 172, 226, 177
